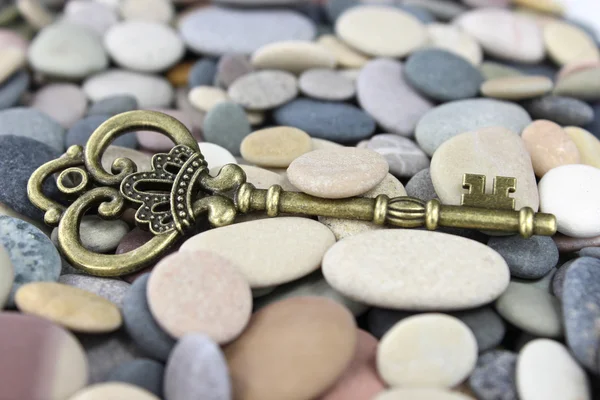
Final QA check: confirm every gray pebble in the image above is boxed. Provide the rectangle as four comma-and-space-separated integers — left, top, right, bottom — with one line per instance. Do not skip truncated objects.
66, 114, 138, 149
551, 259, 576, 300
299, 68, 355, 101
51, 215, 130, 254
273, 98, 375, 143
214, 53, 253, 89
0, 215, 61, 308
405, 49, 484, 102
58, 274, 130, 308
365, 134, 429, 178
585, 102, 600, 138
107, 358, 165, 397
487, 235, 559, 279
512, 267, 557, 292
480, 62, 522, 81
202, 102, 251, 156
87, 95, 138, 117
523, 95, 594, 127
498, 59, 557, 80
324, 0, 358, 22
403, 0, 466, 20
0, 70, 29, 110
228, 70, 298, 111
469, 350, 518, 400
0, 107, 65, 152
122, 273, 176, 362
404, 168, 438, 201
396, 4, 435, 24
578, 247, 600, 259
188, 58, 217, 89
562, 256, 600, 373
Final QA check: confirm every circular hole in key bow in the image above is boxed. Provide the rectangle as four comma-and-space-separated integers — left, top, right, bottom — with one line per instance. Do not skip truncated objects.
57, 167, 89, 195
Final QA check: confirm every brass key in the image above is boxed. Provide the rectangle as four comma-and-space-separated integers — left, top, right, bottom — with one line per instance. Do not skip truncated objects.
27, 111, 557, 277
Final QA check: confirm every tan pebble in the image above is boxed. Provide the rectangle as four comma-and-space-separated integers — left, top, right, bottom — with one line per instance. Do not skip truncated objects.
0, 47, 25, 84
15, 282, 122, 333
480, 62, 523, 80
375, 388, 476, 400
521, 120, 580, 177
188, 85, 228, 112
166, 61, 193, 87
554, 64, 600, 100
425, 23, 483, 66
287, 148, 389, 199
513, 6, 559, 29
224, 296, 357, 400
246, 110, 264, 125
119, 0, 174, 24
312, 138, 343, 150
564, 126, 600, 168
335, 5, 427, 58
16, 0, 54, 29
102, 145, 152, 173
0, 244, 13, 308
251, 40, 336, 75
481, 75, 553, 100
543, 20, 600, 66
68, 382, 160, 400
512, 0, 564, 14
556, 59, 600, 80
317, 34, 370, 69
377, 313, 478, 388
240, 126, 312, 168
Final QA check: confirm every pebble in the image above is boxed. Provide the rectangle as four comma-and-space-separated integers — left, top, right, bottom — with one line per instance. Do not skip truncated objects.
543, 20, 600, 66
521, 120, 580, 177
0, 106, 65, 152
430, 127, 539, 211
273, 98, 376, 142
188, 58, 218, 88
562, 257, 600, 372
167, 62, 193, 88
202, 102, 250, 156
298, 68, 355, 101
164, 334, 231, 400
377, 313, 477, 388
487, 235, 558, 279
69, 382, 160, 400
251, 41, 335, 74
375, 388, 475, 400
425, 23, 483, 66
147, 250, 252, 342
107, 359, 164, 398
136, 108, 193, 151
83, 69, 174, 109
87, 95, 137, 116
523, 96, 594, 127
28, 22, 108, 79
516, 339, 591, 400
17, 0, 54, 29
0, 70, 29, 110
579, 247, 600, 259
335, 5, 427, 58
102, 145, 151, 173
181, 217, 335, 287
228, 70, 298, 111
480, 61, 523, 80
405, 49, 484, 101
119, 0, 174, 24
0, 244, 12, 308
565, 127, 600, 168
188, 86, 228, 113
175, 87, 205, 135
481, 76, 553, 100
104, 21, 184, 73
0, 313, 88, 399
63, 0, 118, 36
214, 54, 252, 88
316, 34, 369, 69
365, 134, 429, 178
0, 46, 25, 85
52, 216, 129, 254
179, 6, 315, 56
240, 126, 312, 168
405, 0, 467, 20
31, 83, 87, 128
224, 296, 357, 400
538, 164, 600, 238
405, 168, 438, 201
469, 350, 518, 400
58, 274, 130, 309
323, 229, 509, 310
198, 142, 237, 168
553, 63, 600, 101
67, 114, 138, 149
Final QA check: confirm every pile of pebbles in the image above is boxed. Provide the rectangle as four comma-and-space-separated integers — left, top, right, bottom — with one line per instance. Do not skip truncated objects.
0, 0, 599, 398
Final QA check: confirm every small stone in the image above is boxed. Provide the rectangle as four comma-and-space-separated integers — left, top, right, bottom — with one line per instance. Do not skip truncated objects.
425, 23, 483, 66
63, 0, 118, 36
188, 86, 227, 113
251, 41, 335, 74
119, 0, 174, 24
17, 0, 54, 29
299, 68, 355, 101
366, 134, 429, 178
487, 235, 558, 279
538, 164, 600, 238
240, 126, 311, 168
554, 64, 600, 101
87, 95, 137, 116
69, 382, 159, 400
136, 108, 193, 151
0, 244, 12, 308
58, 274, 130, 309
469, 350, 518, 400
374, 388, 475, 400
198, 142, 237, 168
107, 359, 164, 398
0, 70, 29, 110
566, 127, 600, 169
480, 61, 523, 80
405, 168, 438, 201
188, 58, 217, 88
67, 115, 138, 149
202, 102, 251, 156
31, 83, 87, 128
377, 313, 477, 388
397, 4, 436, 24
214, 54, 252, 88
228, 70, 298, 111
0, 45, 25, 85
404, 0, 466, 20
543, 20, 600, 66
53, 215, 129, 254
553, 234, 600, 253
316, 34, 369, 69
166, 61, 193, 87
578, 247, 600, 259
0, 106, 65, 152
523, 96, 594, 126
481, 76, 553, 100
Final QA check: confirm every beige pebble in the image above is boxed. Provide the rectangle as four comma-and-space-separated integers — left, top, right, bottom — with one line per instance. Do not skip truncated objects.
251, 40, 336, 75
319, 174, 407, 240
335, 5, 427, 58
521, 120, 580, 177
480, 62, 523, 80
564, 126, 600, 169
512, 0, 564, 14
481, 76, 553, 100
246, 110, 264, 125
375, 388, 476, 400
147, 250, 252, 343
317, 34, 370, 69
311, 137, 343, 150
0, 244, 13, 308
15, 282, 122, 333
102, 145, 152, 173
180, 217, 336, 288
228, 70, 298, 111
17, 0, 54, 29
556, 59, 600, 80
119, 0, 174, 24
287, 148, 389, 199
68, 382, 160, 400
377, 313, 478, 388
554, 64, 600, 100
339, 68, 362, 82
0, 47, 25, 84
543, 20, 600, 66
425, 23, 482, 66
299, 68, 356, 101
240, 126, 312, 168
188, 85, 227, 113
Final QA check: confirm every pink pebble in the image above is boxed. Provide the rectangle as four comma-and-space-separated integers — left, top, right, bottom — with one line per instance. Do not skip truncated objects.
136, 109, 194, 151
31, 83, 88, 128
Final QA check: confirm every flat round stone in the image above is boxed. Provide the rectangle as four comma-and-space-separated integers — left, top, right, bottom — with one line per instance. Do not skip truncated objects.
251, 41, 335, 74
335, 5, 427, 58
543, 20, 600, 66
488, 235, 558, 279
228, 70, 298, 111
425, 23, 483, 66
107, 359, 164, 398
377, 313, 477, 388
52, 215, 130, 253
524, 95, 594, 127
202, 102, 251, 155
0, 244, 13, 308
31, 83, 87, 128
240, 126, 312, 168
565, 127, 600, 168
63, 0, 118, 35
188, 86, 227, 113
0, 106, 65, 152
323, 230, 509, 310
147, 250, 252, 343
375, 388, 475, 400
224, 296, 357, 400
554, 64, 600, 101
58, 274, 130, 309
188, 58, 217, 88
365, 134, 429, 178
299, 68, 355, 101
317, 35, 369, 69
469, 350, 518, 400
480, 61, 522, 80
0, 70, 29, 110
69, 383, 159, 400
538, 164, 600, 237
119, 0, 174, 24
287, 148, 388, 199
180, 217, 335, 288
481, 75, 553, 100
0, 313, 88, 399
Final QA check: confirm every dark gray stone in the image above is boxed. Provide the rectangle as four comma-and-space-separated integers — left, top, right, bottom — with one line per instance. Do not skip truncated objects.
273, 98, 376, 143
551, 259, 576, 300
523, 95, 594, 127
578, 247, 600, 259
469, 350, 518, 400
585, 102, 600, 138
0, 135, 60, 221
405, 49, 484, 102
0, 107, 65, 152
202, 102, 250, 156
66, 115, 138, 149
562, 256, 600, 373
107, 358, 165, 397
87, 95, 138, 116
0, 70, 29, 110
404, 168, 438, 201
188, 58, 218, 89
324, 0, 358, 22
122, 273, 176, 362
487, 235, 559, 279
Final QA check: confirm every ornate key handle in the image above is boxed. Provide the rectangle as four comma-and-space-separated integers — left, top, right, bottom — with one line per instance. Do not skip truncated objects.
27, 110, 557, 277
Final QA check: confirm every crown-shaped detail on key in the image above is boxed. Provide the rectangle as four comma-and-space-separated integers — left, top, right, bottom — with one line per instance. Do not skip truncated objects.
460, 174, 517, 210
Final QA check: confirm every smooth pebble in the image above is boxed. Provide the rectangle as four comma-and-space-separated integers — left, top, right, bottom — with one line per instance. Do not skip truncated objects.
136, 108, 193, 152
214, 54, 252, 88
0, 244, 12, 308
107, 359, 164, 398
543, 20, 600, 66
68, 382, 160, 400
240, 126, 311, 168
67, 114, 138, 149
365, 134, 429, 178
198, 142, 237, 168
119, 0, 174, 24
31, 83, 87, 128
299, 68, 355, 101
0, 106, 65, 152
0, 70, 29, 110
251, 40, 335, 74
425, 23, 483, 66
316, 34, 369, 69
469, 350, 518, 400
553, 64, 600, 101
58, 274, 130, 309
487, 235, 558, 279
87, 95, 137, 117
565, 126, 600, 168
481, 75, 553, 100
405, 168, 438, 201
202, 102, 251, 156
228, 70, 298, 111
524, 96, 594, 127
374, 388, 475, 400
63, 0, 118, 35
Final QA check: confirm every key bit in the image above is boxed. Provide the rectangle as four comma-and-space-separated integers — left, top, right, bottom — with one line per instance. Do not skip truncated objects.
461, 174, 516, 210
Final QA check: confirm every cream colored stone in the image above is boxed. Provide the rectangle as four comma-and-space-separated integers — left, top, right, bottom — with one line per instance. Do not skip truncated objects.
317, 34, 370, 69
375, 388, 476, 400
311, 138, 343, 150
240, 126, 312, 168
188, 86, 228, 113
246, 110, 264, 125
481, 76, 553, 100
17, 0, 54, 29
119, 0, 174, 24
557, 60, 600, 81
565, 127, 600, 169
554, 64, 600, 100
335, 5, 427, 58
15, 282, 122, 333
299, 68, 356, 101
521, 120, 580, 177
425, 23, 483, 66
544, 21, 600, 66
0, 47, 25, 84
69, 383, 160, 400
512, 0, 564, 15
0, 244, 13, 308
251, 41, 336, 75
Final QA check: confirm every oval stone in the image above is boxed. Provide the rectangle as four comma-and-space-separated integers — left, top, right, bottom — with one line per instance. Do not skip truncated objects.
251, 41, 335, 74
299, 68, 355, 101
487, 235, 558, 279
0, 244, 13, 308
119, 0, 174, 24
317, 34, 369, 69
214, 53, 253, 88
228, 70, 298, 111
322, 230, 510, 310
469, 350, 518, 400
365, 134, 429, 178
565, 127, 600, 168
554, 64, 600, 101
0, 70, 30, 110
425, 23, 483, 66
524, 96, 594, 127
481, 75, 553, 100
63, 0, 118, 35
88, 95, 138, 116
58, 274, 130, 308
69, 383, 160, 400
202, 102, 251, 155
0, 106, 65, 153
543, 20, 600, 66
240, 126, 311, 168
31, 83, 87, 128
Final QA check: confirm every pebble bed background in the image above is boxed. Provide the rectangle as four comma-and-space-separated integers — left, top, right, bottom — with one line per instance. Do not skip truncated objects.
0, 0, 599, 399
